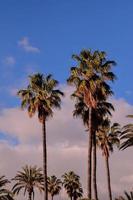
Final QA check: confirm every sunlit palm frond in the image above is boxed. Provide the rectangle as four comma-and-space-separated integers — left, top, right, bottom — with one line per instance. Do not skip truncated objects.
17, 73, 64, 122
120, 115, 133, 150
62, 171, 83, 199
47, 175, 62, 198
12, 165, 44, 199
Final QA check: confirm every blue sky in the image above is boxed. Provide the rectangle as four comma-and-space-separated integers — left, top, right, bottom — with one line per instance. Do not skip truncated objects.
0, 0, 133, 108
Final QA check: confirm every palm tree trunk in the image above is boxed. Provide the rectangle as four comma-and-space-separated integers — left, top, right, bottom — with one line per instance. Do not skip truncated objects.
87, 107, 92, 199
105, 156, 112, 200
73, 195, 77, 200
28, 192, 32, 200
33, 190, 35, 200
92, 132, 98, 200
42, 118, 48, 200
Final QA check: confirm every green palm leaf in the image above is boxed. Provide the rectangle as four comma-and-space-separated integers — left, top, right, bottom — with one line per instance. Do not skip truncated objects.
12, 165, 44, 200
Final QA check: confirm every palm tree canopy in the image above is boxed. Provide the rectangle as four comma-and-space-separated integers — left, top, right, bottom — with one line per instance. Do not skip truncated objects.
17, 73, 64, 122
12, 165, 44, 197
0, 176, 13, 200
96, 119, 121, 157
67, 50, 116, 108
73, 96, 114, 130
115, 190, 133, 200
0, 176, 10, 188
120, 115, 133, 150
62, 171, 83, 198
47, 175, 62, 197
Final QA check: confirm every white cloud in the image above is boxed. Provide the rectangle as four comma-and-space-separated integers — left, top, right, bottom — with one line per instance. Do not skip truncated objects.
111, 98, 133, 125
0, 108, 41, 144
3, 56, 16, 66
18, 37, 40, 53
120, 174, 133, 184
0, 86, 86, 146
0, 86, 133, 199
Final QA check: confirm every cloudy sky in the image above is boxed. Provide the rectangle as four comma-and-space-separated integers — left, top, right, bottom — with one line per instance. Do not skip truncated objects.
0, 0, 133, 200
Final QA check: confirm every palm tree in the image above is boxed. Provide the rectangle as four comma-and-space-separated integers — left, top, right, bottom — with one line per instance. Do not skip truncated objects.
73, 98, 114, 200
62, 171, 83, 200
92, 102, 115, 200
67, 49, 116, 200
12, 165, 44, 200
0, 176, 13, 200
120, 115, 133, 150
115, 190, 133, 200
17, 73, 64, 200
96, 120, 120, 200
47, 175, 62, 200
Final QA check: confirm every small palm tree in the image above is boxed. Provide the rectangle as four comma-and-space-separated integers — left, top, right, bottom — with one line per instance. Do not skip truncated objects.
96, 120, 121, 200
12, 165, 44, 200
17, 73, 64, 200
47, 175, 62, 200
62, 171, 83, 200
0, 176, 13, 200
120, 115, 133, 150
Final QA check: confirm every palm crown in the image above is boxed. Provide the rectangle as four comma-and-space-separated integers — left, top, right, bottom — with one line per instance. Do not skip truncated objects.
62, 171, 83, 200
12, 165, 44, 200
73, 97, 114, 129
47, 175, 62, 200
96, 120, 121, 157
0, 176, 13, 200
67, 50, 116, 108
120, 115, 133, 150
17, 73, 64, 122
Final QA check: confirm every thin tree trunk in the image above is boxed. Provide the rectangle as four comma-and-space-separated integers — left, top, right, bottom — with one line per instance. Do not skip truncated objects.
33, 190, 35, 200
87, 107, 92, 199
73, 195, 77, 200
42, 119, 48, 200
51, 195, 53, 200
73, 193, 76, 200
28, 192, 32, 200
105, 156, 112, 200
92, 132, 98, 200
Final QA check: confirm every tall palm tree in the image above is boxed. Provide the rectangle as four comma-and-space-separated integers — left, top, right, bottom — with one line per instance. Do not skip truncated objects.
12, 165, 44, 200
47, 175, 62, 200
0, 176, 14, 200
91, 102, 114, 200
62, 171, 83, 200
73, 98, 114, 200
17, 73, 64, 200
96, 120, 120, 200
67, 49, 116, 200
120, 115, 133, 150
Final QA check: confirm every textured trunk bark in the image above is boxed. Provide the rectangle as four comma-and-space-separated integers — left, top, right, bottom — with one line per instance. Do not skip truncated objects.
105, 156, 112, 200
87, 107, 92, 199
42, 119, 48, 200
92, 132, 98, 200
28, 192, 32, 200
